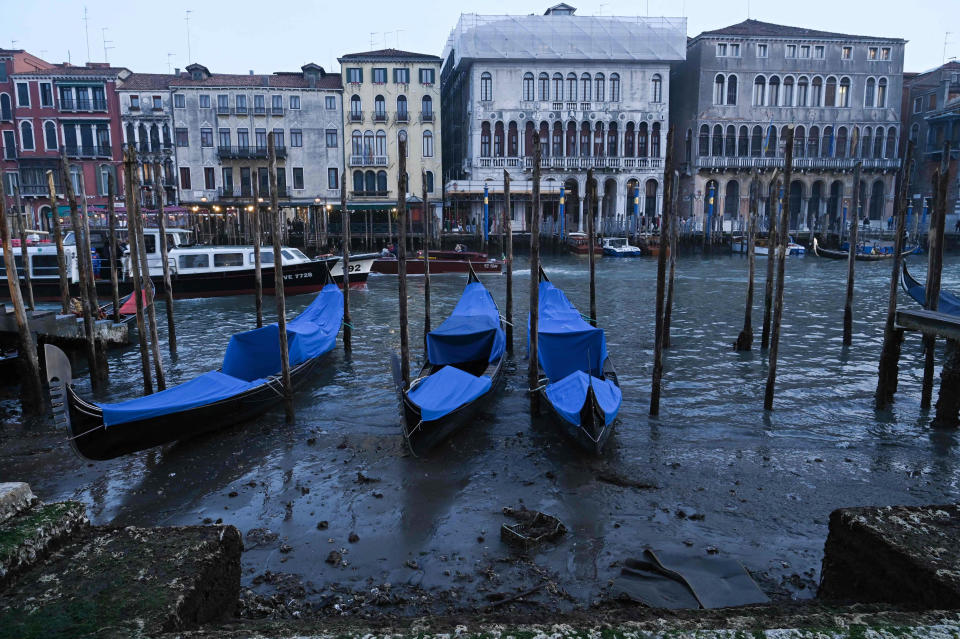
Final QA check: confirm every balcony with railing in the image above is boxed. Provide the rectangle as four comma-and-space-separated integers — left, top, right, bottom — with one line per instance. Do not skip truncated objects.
60, 98, 108, 112
420, 111, 434, 123
235, 106, 247, 115
351, 190, 390, 198
217, 145, 287, 160
254, 106, 266, 115
373, 111, 388, 123
349, 154, 389, 167
396, 111, 409, 123
218, 186, 291, 198
271, 106, 284, 116
65, 145, 112, 158
217, 105, 230, 115
694, 156, 900, 170
474, 155, 664, 171
349, 111, 363, 123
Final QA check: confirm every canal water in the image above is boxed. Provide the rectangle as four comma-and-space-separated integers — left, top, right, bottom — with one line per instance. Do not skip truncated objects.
2, 251, 959, 615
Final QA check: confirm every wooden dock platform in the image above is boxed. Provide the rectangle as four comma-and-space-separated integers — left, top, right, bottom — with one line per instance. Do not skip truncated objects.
895, 309, 960, 340
0, 305, 129, 346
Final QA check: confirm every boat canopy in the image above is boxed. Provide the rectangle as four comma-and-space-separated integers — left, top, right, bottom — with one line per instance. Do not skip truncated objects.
99, 283, 343, 426
544, 369, 621, 427
534, 281, 607, 380
408, 365, 492, 421
426, 281, 505, 365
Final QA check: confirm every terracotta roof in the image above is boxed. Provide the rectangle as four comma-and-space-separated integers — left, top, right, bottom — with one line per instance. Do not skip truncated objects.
338, 48, 441, 62
0, 49, 25, 55
13, 64, 129, 78
697, 19, 902, 42
170, 71, 341, 89
119, 73, 178, 90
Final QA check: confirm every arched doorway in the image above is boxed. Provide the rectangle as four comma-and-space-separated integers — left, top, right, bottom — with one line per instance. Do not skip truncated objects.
829, 180, 843, 232
810, 181, 824, 231
869, 179, 885, 221
789, 180, 803, 231
603, 178, 617, 234
704, 179, 719, 232
724, 180, 740, 230
645, 179, 659, 223
563, 178, 580, 233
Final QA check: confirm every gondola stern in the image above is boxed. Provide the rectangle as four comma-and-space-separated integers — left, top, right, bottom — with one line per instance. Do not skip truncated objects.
44, 343, 78, 447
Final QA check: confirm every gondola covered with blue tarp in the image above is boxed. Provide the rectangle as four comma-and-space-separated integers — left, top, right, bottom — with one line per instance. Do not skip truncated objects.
46, 283, 343, 460
901, 261, 960, 316
400, 272, 506, 455
531, 269, 621, 453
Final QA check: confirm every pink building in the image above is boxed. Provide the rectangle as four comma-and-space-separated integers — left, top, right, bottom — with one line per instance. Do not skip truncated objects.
10, 62, 129, 228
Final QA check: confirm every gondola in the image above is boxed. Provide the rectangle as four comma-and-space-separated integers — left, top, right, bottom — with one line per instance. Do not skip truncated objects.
45, 279, 344, 461
532, 268, 622, 454
812, 237, 916, 261
398, 268, 506, 456
901, 261, 960, 316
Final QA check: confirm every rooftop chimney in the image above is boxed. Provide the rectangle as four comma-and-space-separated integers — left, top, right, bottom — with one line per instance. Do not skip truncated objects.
249, 70, 254, 75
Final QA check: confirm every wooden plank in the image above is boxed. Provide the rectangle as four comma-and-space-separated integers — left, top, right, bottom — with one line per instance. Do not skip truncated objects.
896, 309, 960, 342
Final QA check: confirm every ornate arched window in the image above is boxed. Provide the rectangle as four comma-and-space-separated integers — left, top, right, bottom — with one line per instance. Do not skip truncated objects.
768, 76, 780, 106
376, 170, 387, 192
20, 121, 34, 150
538, 73, 550, 101
566, 73, 577, 101
753, 76, 766, 106
797, 76, 809, 107
352, 170, 363, 193
375, 130, 386, 156
480, 72, 492, 101
44, 121, 57, 150
864, 77, 876, 108
595, 73, 605, 101
580, 73, 592, 101
651, 123, 661, 157
738, 126, 748, 157
651, 74, 662, 102
397, 95, 408, 120
480, 121, 491, 157
374, 95, 386, 120
877, 78, 888, 108
726, 75, 738, 105
350, 94, 361, 117
351, 131, 362, 156
698, 124, 709, 156
783, 76, 794, 106
421, 95, 433, 118
838, 77, 851, 107
811, 76, 823, 106
712, 124, 723, 156
714, 74, 725, 105
522, 72, 535, 101
610, 73, 620, 101
825, 76, 837, 106
553, 73, 563, 101
751, 125, 763, 157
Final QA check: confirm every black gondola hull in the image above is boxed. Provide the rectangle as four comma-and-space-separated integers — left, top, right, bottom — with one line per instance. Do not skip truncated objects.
63, 354, 328, 460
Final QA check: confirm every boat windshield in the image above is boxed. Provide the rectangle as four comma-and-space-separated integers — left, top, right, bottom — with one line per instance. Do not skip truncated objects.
63, 231, 76, 246
606, 238, 626, 247
287, 249, 310, 261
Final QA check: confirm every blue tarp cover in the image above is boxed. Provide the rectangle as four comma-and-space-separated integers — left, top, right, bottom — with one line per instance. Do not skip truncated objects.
544, 370, 622, 426
99, 284, 343, 426
532, 281, 607, 380
407, 365, 492, 421
426, 281, 505, 365
904, 271, 960, 316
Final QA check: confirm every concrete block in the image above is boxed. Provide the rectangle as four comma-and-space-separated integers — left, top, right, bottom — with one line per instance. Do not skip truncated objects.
0, 482, 36, 524
0, 501, 89, 590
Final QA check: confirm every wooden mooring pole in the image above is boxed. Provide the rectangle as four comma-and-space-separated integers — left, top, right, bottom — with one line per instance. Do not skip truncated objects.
875, 142, 913, 408
78, 171, 109, 383
503, 169, 513, 351
340, 173, 351, 353
760, 170, 780, 350
650, 126, 674, 417
663, 168, 679, 349
422, 169, 431, 344
734, 173, 759, 351
122, 147, 153, 395
154, 162, 177, 357
13, 186, 34, 310
922, 141, 952, 411
764, 125, 795, 411
129, 158, 166, 391
397, 138, 410, 388
529, 133, 542, 415
45, 170, 70, 315
843, 130, 863, 347
269, 133, 294, 422
587, 168, 597, 327
61, 154, 101, 388
932, 144, 957, 426
106, 174, 121, 323
252, 176, 263, 329
0, 196, 43, 413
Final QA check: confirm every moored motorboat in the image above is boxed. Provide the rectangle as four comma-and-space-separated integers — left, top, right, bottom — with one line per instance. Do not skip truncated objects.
602, 237, 643, 257
901, 261, 960, 316
732, 236, 806, 256
566, 232, 602, 255
373, 249, 502, 275
812, 237, 915, 261
45, 282, 343, 460
398, 270, 506, 455
532, 268, 621, 454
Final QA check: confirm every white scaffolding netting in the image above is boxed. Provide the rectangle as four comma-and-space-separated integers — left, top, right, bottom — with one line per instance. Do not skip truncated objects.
443, 13, 687, 66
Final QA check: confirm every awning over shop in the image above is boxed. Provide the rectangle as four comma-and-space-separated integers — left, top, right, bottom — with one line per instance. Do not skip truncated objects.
346, 202, 397, 211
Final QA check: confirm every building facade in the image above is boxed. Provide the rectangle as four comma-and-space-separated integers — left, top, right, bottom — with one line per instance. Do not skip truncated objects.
671, 19, 905, 234
10, 62, 128, 228
117, 72, 177, 205
338, 49, 442, 229
902, 61, 960, 225
441, 4, 686, 235
169, 62, 344, 230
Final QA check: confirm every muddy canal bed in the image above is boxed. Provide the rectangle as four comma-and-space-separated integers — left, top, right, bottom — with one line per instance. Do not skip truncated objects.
2, 253, 959, 620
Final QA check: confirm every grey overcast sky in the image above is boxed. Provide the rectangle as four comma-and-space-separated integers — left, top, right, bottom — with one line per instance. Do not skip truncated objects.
4, 0, 958, 75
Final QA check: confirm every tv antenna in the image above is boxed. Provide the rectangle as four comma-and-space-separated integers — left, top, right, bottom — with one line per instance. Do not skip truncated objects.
185, 10, 193, 63
102, 27, 113, 63
945, 32, 954, 64
167, 53, 175, 74
83, 6, 91, 62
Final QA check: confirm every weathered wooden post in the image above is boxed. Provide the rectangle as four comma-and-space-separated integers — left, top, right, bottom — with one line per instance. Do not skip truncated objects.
77, 171, 109, 383
268, 133, 294, 422
61, 155, 100, 387
129, 158, 166, 391
340, 173, 351, 353
760, 170, 780, 350
663, 168, 679, 348
875, 142, 913, 408
13, 186, 34, 310
843, 129, 863, 347
397, 138, 410, 387
153, 162, 177, 357
529, 133, 542, 415
122, 147, 153, 394
45, 170, 71, 314
0, 196, 43, 413
764, 126, 795, 411
922, 142, 951, 410
251, 176, 263, 329
106, 174, 121, 322
734, 173, 759, 351
503, 169, 513, 351
650, 126, 674, 416
586, 169, 597, 327
422, 169, 431, 344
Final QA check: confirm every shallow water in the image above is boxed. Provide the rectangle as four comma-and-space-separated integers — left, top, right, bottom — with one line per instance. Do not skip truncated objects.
2, 250, 959, 610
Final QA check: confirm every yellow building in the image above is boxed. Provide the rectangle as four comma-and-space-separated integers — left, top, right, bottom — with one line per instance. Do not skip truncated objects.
338, 48, 442, 234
